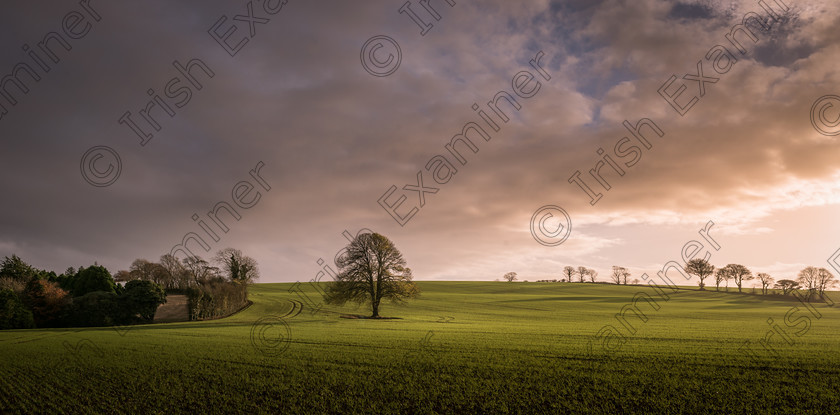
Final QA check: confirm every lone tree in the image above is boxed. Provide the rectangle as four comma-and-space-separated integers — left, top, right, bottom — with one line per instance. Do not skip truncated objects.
503, 272, 518, 282
324, 233, 418, 318
685, 259, 714, 290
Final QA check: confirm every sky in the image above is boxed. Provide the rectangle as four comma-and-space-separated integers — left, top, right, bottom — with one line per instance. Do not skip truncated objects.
1, 0, 839, 287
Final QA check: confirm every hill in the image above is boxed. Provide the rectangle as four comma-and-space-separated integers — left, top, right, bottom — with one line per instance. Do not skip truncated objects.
1, 282, 838, 413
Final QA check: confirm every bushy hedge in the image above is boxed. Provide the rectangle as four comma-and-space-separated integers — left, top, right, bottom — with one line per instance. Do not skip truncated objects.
185, 280, 248, 320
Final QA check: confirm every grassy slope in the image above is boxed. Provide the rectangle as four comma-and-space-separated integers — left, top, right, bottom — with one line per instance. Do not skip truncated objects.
1, 282, 838, 414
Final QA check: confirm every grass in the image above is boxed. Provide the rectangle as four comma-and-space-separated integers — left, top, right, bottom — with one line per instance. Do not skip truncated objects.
1, 282, 839, 414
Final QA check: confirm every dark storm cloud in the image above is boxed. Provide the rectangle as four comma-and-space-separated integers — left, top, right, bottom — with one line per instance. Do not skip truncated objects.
1, 0, 839, 283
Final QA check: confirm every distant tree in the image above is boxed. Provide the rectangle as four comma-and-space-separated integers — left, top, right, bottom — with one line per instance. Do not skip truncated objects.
610, 266, 627, 285
631, 278, 640, 285
563, 266, 576, 283
503, 272, 518, 283
72, 265, 116, 297
720, 264, 752, 293
588, 269, 598, 283
774, 279, 800, 296
0, 289, 35, 329
113, 270, 134, 284
0, 255, 36, 283
182, 256, 219, 286
160, 254, 187, 289
577, 267, 588, 283
214, 248, 260, 284
323, 233, 419, 318
714, 267, 727, 291
756, 273, 774, 295
129, 259, 170, 287
23, 279, 69, 327
816, 268, 837, 299
797, 267, 820, 301
685, 259, 714, 290
122, 280, 167, 322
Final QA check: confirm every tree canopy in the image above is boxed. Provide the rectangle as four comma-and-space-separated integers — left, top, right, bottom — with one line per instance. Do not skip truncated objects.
323, 233, 418, 318
685, 259, 714, 290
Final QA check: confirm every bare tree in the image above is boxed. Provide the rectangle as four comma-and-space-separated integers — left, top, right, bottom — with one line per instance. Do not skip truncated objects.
182, 256, 219, 285
563, 266, 576, 283
588, 269, 598, 283
610, 266, 624, 284
129, 259, 168, 287
611, 266, 630, 285
685, 259, 714, 290
503, 272, 518, 282
577, 266, 588, 283
816, 268, 837, 299
323, 233, 418, 318
160, 254, 187, 289
797, 266, 820, 300
214, 248, 260, 284
756, 272, 773, 295
113, 270, 134, 284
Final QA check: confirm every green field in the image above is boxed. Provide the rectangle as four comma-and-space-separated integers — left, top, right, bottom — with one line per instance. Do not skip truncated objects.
2, 282, 839, 414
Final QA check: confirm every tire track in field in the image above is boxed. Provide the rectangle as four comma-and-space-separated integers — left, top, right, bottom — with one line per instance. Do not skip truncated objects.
277, 299, 303, 319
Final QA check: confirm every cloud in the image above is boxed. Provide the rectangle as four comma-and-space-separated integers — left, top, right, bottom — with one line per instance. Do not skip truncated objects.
1, 0, 838, 282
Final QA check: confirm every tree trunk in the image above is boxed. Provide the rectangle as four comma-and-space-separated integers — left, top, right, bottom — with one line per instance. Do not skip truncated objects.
371, 301, 379, 318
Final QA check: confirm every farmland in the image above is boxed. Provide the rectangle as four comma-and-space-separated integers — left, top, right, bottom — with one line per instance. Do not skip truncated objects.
2, 282, 839, 414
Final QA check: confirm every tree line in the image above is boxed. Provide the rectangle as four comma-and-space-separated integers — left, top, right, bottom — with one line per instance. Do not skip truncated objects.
502, 260, 837, 302
684, 259, 836, 301
0, 248, 259, 330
